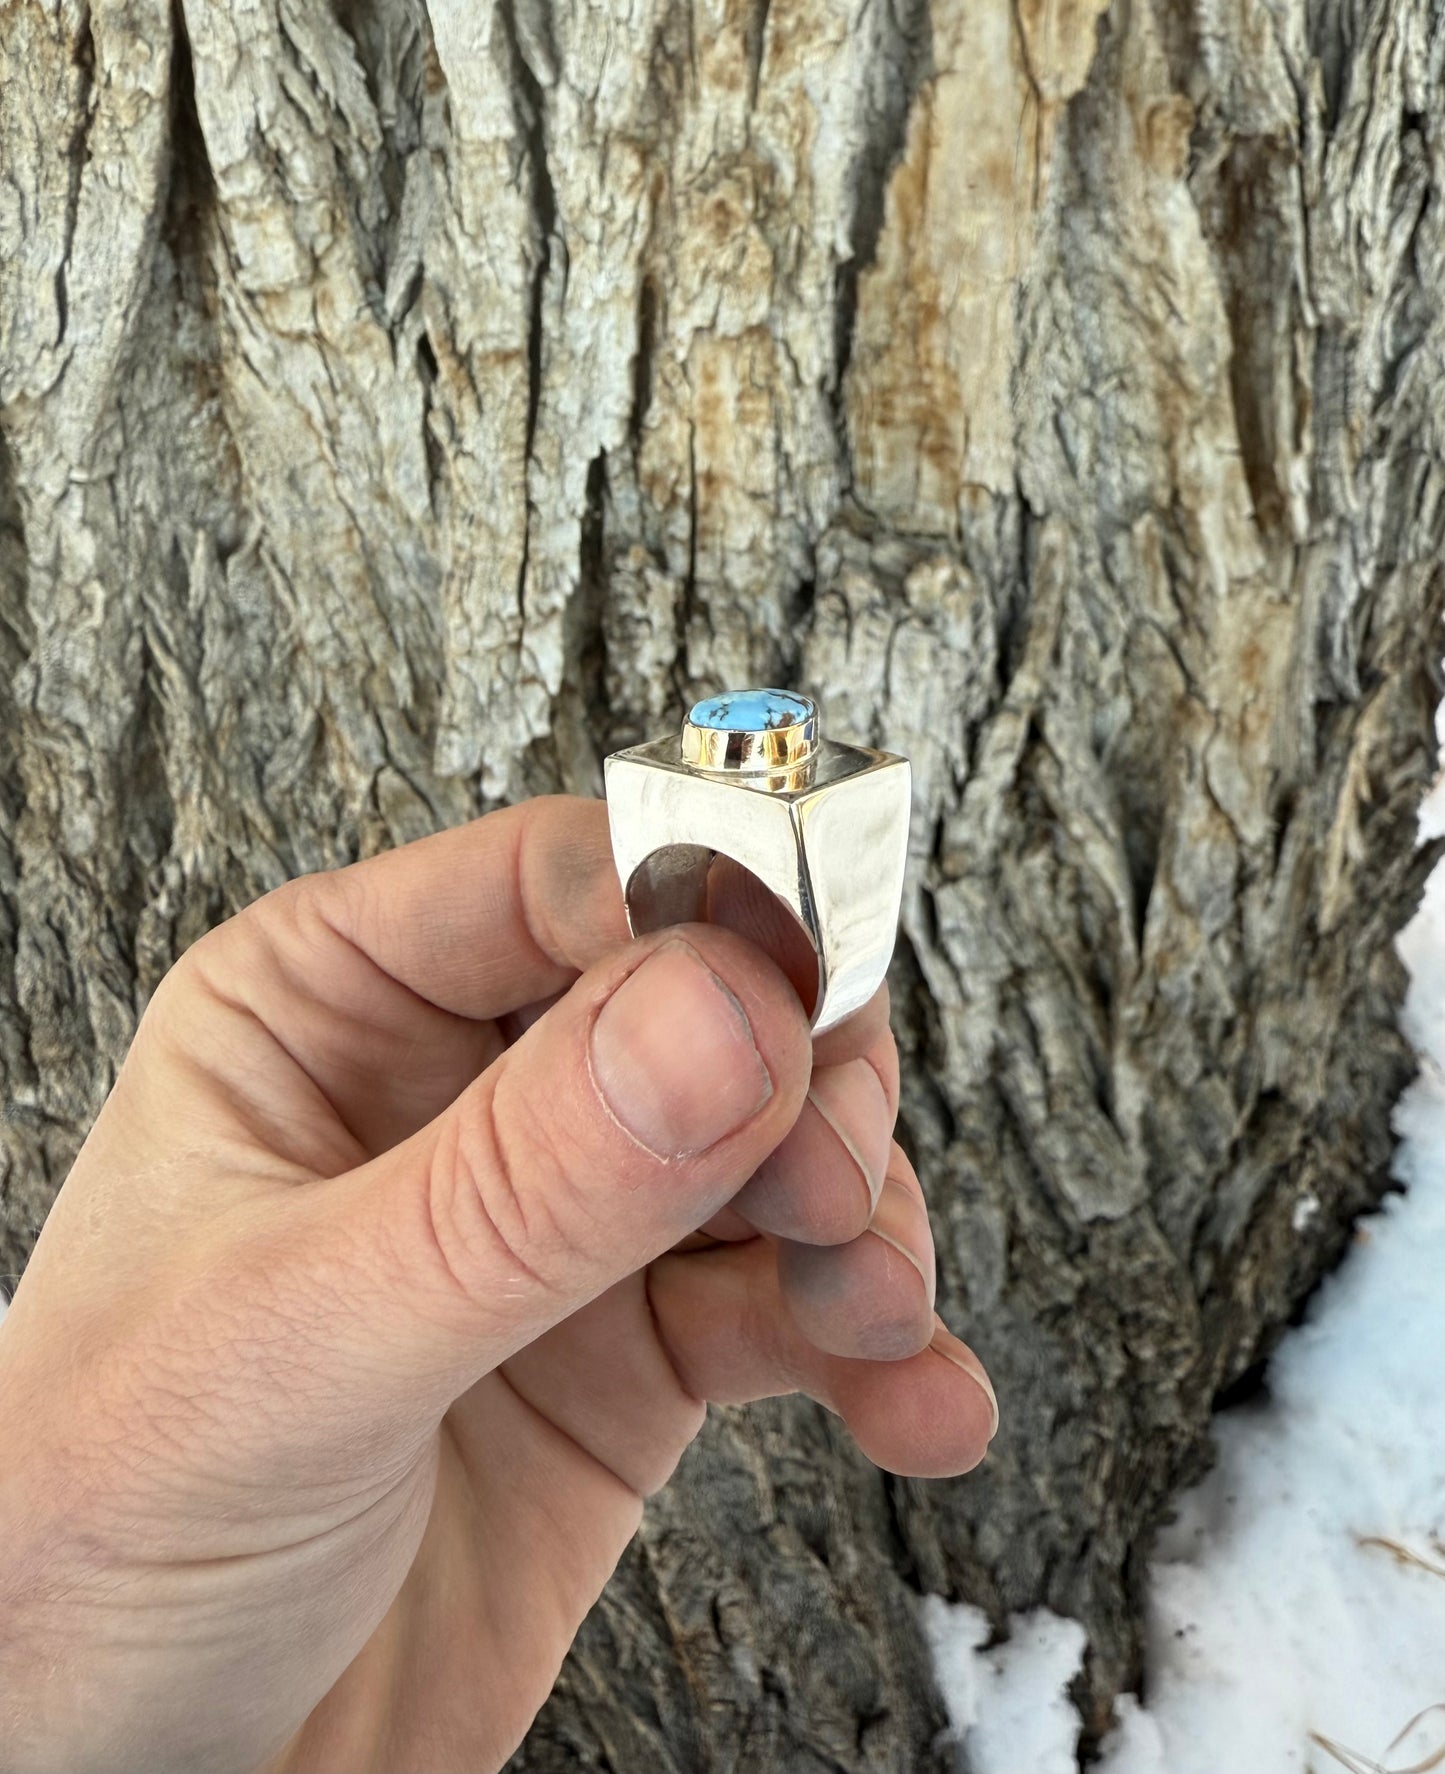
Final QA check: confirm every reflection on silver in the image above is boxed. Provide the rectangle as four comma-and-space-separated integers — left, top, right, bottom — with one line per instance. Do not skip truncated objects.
604, 689, 911, 1035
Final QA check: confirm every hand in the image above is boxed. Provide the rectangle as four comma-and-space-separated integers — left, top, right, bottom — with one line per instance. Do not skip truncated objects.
0, 797, 996, 1773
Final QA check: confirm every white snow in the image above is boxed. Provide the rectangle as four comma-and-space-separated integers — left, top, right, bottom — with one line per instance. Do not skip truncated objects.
929, 772, 1445, 1774
921, 1599, 1088, 1772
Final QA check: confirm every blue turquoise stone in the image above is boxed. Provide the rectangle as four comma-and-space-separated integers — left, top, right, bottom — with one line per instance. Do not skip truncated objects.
688, 688, 814, 732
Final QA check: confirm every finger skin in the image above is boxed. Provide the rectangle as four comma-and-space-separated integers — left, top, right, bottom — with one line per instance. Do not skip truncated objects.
297, 796, 630, 1021
142, 800, 625, 1163
226, 796, 886, 1039
499, 1275, 706, 1497
775, 1145, 937, 1360
732, 1033, 898, 1244
482, 1226, 994, 1504
159, 798, 890, 1164
281, 923, 814, 1417
809, 984, 893, 1071
648, 1237, 996, 1479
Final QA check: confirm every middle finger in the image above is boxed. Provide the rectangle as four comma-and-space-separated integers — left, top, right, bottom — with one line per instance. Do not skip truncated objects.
728, 1027, 900, 1245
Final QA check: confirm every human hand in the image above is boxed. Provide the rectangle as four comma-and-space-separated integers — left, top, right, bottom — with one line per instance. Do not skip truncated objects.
0, 797, 996, 1773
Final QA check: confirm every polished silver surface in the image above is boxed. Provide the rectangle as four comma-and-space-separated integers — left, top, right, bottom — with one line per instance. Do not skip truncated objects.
604, 691, 911, 1035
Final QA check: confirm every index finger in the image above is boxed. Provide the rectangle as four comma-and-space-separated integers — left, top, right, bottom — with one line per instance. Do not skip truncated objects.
315, 795, 630, 1021
333, 800, 890, 1054
138, 799, 630, 1167
163, 795, 874, 1167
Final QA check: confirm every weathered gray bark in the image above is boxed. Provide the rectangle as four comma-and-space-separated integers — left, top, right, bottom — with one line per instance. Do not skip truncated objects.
2, 0, 1442, 1763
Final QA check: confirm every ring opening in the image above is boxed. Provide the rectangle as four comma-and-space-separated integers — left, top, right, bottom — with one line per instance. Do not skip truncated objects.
624, 845, 822, 1019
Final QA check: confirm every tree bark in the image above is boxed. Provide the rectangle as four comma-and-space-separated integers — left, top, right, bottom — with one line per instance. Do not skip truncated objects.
2, 0, 1442, 1764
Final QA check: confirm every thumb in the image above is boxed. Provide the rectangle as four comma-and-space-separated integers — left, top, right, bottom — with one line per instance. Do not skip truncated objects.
285, 925, 813, 1414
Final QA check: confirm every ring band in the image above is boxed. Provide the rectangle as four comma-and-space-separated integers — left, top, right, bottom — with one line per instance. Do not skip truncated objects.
604, 689, 911, 1034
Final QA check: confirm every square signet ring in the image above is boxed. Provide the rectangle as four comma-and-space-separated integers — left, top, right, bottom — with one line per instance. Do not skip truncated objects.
603, 689, 912, 1035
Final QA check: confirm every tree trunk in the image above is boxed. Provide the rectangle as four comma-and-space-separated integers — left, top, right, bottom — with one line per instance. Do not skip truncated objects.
2, 0, 1442, 1763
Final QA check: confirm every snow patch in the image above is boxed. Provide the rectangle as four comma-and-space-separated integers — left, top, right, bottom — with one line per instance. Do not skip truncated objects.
922, 1598, 1086, 1773
927, 773, 1445, 1773
1092, 855, 1445, 1774
1093, 1066, 1445, 1773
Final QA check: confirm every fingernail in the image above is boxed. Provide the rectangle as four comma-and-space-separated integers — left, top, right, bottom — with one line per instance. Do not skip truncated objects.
807, 1058, 891, 1215
929, 1317, 999, 1440
590, 939, 773, 1157
868, 1178, 935, 1306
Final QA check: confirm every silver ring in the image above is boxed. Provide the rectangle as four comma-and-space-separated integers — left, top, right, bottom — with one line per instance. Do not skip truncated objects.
603, 689, 911, 1034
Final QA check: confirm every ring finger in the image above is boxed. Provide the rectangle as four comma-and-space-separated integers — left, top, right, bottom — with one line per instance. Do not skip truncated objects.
650, 1234, 996, 1478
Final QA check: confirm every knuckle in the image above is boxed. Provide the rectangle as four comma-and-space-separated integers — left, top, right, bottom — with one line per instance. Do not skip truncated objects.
135, 941, 227, 1068
142, 868, 334, 1029
225, 877, 314, 978
423, 1078, 592, 1304
141, 874, 332, 1045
